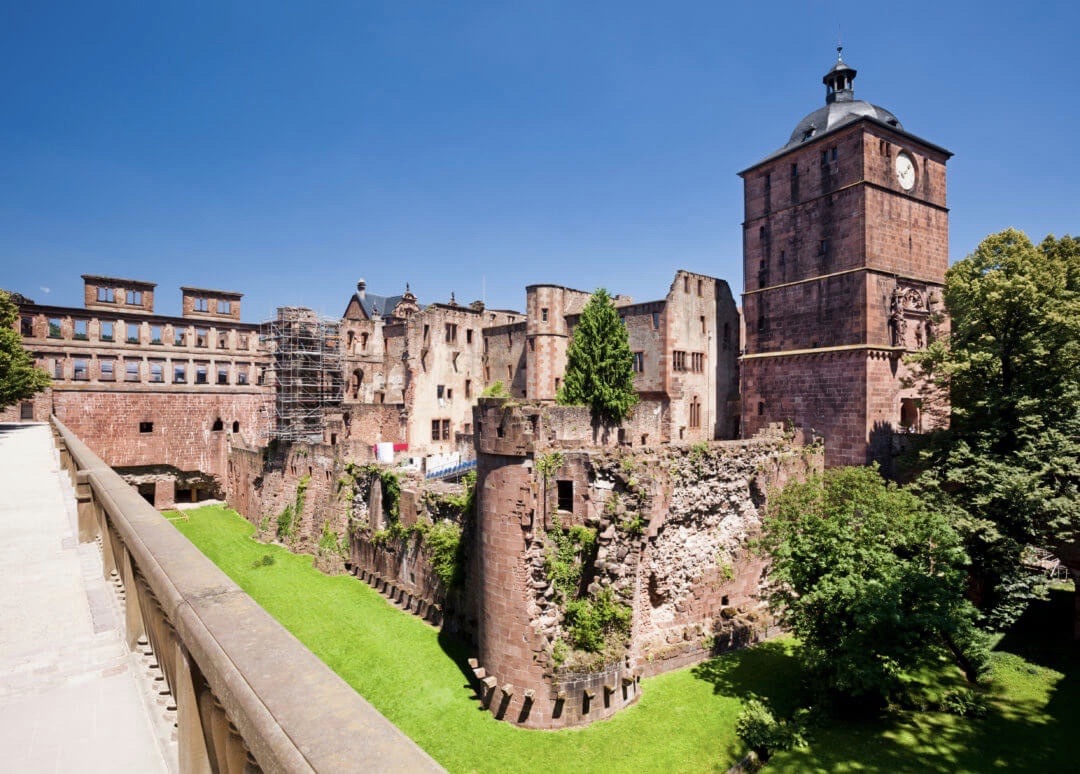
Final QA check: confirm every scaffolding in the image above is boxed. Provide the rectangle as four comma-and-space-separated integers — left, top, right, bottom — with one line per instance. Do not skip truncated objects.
264, 307, 343, 442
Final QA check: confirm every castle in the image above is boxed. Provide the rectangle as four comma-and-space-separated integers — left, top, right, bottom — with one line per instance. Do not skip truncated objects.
3, 53, 948, 727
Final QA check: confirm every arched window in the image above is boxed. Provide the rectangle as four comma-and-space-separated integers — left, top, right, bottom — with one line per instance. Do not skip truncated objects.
232, 420, 240, 433
211, 418, 224, 431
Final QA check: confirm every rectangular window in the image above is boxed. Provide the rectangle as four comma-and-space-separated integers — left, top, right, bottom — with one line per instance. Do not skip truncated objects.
359, 332, 368, 350
692, 352, 705, 373
238, 333, 249, 349
217, 366, 229, 385
174, 364, 187, 384
673, 350, 687, 372
217, 332, 228, 348
819, 239, 828, 256
423, 324, 430, 341
652, 311, 660, 329
139, 422, 153, 433
126, 290, 142, 305
697, 279, 703, 297
689, 399, 701, 428
20, 316, 33, 336
150, 325, 162, 345
466, 328, 473, 344
557, 480, 573, 513
257, 368, 266, 386
632, 352, 644, 373
445, 323, 458, 343
236, 364, 249, 385
126, 323, 140, 344
431, 420, 441, 441
195, 328, 208, 347
53, 359, 64, 379
73, 319, 88, 340
97, 287, 115, 303
217, 300, 231, 314
194, 298, 209, 312
700, 315, 706, 334
541, 308, 549, 322
99, 360, 114, 381
195, 365, 208, 384
73, 359, 89, 381
683, 276, 690, 293
465, 379, 472, 398
150, 363, 164, 383
175, 328, 186, 346
441, 419, 451, 440
100, 321, 114, 341
485, 365, 490, 381
436, 384, 445, 399
48, 318, 62, 338
125, 361, 140, 382
506, 364, 513, 381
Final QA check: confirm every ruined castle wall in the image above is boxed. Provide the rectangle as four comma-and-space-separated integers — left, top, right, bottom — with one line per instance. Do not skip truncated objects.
52, 390, 269, 479
470, 399, 822, 729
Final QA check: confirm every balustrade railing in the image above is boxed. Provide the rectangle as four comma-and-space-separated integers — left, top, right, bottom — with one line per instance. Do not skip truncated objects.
52, 415, 442, 773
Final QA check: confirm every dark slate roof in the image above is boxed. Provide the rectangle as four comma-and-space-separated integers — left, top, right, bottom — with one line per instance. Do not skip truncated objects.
350, 292, 420, 318
740, 53, 951, 174
786, 100, 902, 148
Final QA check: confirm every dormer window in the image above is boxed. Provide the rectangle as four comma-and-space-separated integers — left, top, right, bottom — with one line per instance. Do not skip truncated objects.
126, 290, 142, 305
96, 287, 115, 303
194, 298, 209, 313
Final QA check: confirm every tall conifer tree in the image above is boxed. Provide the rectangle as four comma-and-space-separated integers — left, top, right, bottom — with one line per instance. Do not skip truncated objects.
557, 289, 638, 424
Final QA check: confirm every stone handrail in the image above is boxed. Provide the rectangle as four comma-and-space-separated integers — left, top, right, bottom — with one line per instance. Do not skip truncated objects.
52, 416, 442, 773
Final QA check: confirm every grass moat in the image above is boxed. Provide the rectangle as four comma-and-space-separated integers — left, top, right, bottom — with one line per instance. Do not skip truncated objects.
170, 505, 1078, 773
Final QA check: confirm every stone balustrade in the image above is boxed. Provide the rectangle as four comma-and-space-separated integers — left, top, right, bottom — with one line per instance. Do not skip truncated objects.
51, 415, 443, 773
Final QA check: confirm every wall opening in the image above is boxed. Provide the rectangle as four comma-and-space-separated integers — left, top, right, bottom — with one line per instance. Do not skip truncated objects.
556, 480, 574, 513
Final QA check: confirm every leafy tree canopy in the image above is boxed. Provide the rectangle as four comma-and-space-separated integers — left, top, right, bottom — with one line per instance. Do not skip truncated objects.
759, 466, 987, 705
557, 288, 638, 424
0, 291, 50, 410
908, 229, 1080, 627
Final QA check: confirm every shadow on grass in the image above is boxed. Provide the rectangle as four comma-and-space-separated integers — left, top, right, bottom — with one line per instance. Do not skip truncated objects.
765, 587, 1080, 773
691, 639, 805, 713
437, 629, 488, 709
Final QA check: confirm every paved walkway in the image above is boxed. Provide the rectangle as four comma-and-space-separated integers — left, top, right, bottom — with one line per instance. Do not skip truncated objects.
0, 423, 171, 773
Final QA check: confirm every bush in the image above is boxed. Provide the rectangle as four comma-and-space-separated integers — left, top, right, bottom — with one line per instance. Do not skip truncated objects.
938, 688, 990, 718
480, 380, 510, 398
735, 696, 808, 760
563, 588, 632, 653
424, 520, 464, 588
250, 553, 276, 569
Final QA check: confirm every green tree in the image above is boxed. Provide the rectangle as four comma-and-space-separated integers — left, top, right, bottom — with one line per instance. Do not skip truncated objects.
556, 288, 638, 424
758, 466, 987, 705
0, 291, 50, 410
908, 229, 1080, 627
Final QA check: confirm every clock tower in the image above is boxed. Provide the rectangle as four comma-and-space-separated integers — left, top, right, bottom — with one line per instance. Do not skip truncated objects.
739, 50, 951, 468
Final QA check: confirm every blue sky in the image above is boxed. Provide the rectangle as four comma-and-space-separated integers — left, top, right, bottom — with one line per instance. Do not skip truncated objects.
2, 1, 1077, 320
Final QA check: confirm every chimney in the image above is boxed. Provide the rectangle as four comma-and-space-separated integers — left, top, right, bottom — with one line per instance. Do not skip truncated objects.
356, 279, 367, 301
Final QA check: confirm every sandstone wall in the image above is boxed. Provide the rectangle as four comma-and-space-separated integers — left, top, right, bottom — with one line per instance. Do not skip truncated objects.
470, 399, 822, 728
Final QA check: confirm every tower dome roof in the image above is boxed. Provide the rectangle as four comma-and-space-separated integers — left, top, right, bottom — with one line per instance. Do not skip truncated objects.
783, 47, 901, 149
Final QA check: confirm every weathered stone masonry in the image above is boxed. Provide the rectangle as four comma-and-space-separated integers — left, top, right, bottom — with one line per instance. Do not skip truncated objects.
470, 398, 821, 728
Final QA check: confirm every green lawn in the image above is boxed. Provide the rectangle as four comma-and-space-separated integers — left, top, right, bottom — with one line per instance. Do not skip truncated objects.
170, 505, 785, 772
170, 505, 1079, 773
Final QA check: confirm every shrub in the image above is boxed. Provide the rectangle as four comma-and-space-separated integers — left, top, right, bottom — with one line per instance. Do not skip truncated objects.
480, 380, 510, 398
938, 688, 990, 718
424, 520, 464, 588
735, 696, 808, 760
563, 588, 632, 653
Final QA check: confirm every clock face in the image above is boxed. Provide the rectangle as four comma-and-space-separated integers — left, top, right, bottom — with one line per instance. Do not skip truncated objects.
895, 152, 916, 190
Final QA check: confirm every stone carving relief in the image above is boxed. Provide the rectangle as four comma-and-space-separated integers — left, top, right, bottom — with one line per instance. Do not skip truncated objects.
889, 284, 933, 350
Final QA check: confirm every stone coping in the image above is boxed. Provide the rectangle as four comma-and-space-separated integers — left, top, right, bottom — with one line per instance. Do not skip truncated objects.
53, 416, 443, 773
